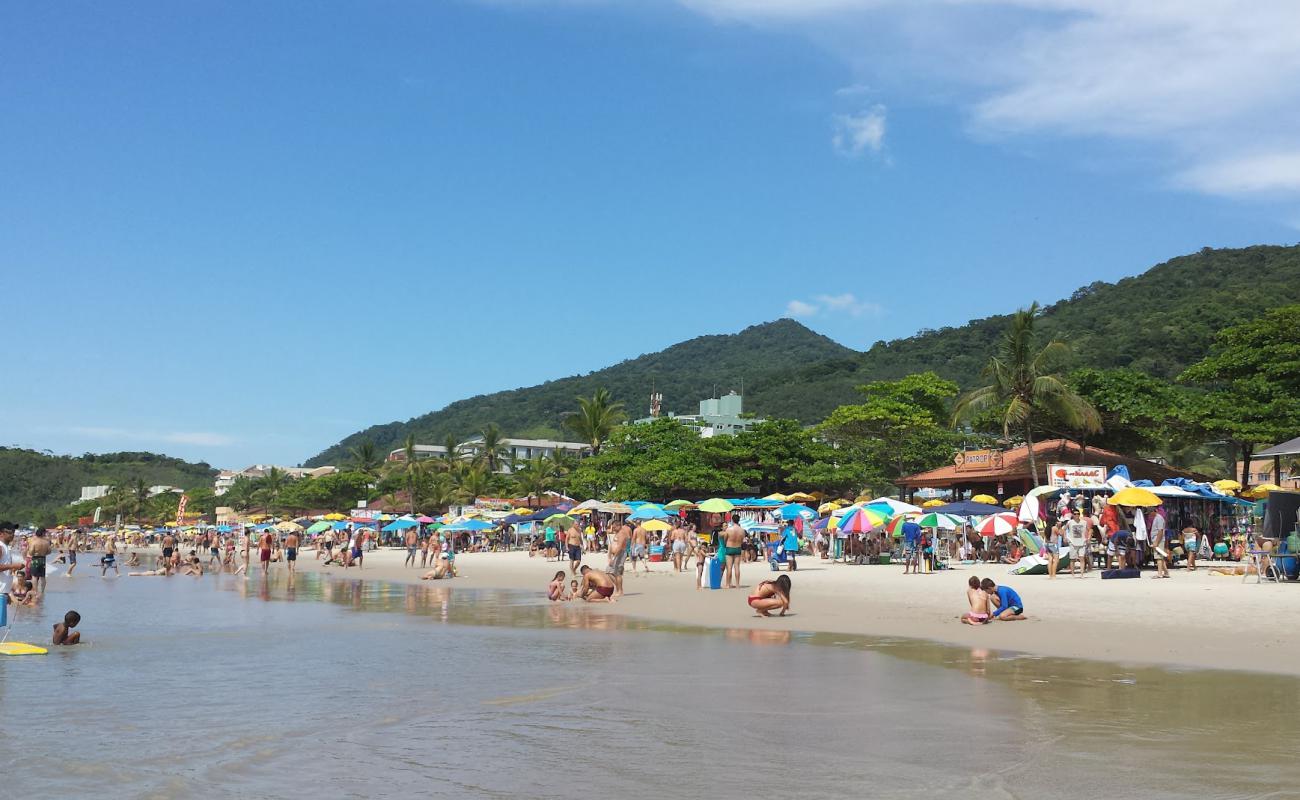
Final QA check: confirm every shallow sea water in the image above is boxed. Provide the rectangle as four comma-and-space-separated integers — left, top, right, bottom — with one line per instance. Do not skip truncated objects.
1, 564, 1296, 799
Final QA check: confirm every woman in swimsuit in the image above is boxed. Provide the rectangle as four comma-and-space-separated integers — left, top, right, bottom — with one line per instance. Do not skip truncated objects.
747, 574, 791, 617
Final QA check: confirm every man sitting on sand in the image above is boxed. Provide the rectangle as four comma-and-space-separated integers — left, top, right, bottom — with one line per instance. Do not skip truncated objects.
981, 578, 1026, 620
52, 610, 81, 645
576, 565, 616, 602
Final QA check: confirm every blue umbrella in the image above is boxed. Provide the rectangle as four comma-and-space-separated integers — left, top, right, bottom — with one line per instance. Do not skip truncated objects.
629, 503, 669, 520
381, 518, 420, 532
776, 503, 815, 521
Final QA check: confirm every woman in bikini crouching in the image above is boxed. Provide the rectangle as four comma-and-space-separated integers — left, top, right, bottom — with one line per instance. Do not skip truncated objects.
748, 574, 791, 617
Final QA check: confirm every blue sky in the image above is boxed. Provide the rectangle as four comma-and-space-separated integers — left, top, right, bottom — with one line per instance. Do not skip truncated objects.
3, 1, 1299, 468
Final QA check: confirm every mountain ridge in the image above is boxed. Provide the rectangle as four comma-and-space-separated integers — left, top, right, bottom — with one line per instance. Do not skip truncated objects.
304, 243, 1300, 467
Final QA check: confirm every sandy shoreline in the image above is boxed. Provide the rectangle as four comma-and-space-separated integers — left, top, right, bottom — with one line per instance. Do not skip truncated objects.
191, 545, 1300, 676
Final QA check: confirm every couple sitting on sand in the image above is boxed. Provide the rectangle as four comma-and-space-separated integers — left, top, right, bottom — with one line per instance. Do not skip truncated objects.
962, 576, 1025, 625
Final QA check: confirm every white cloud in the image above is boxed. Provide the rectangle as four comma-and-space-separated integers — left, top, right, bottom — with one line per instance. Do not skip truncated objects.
673, 0, 1300, 197
832, 105, 887, 157
68, 426, 235, 448
785, 299, 819, 317
816, 292, 881, 316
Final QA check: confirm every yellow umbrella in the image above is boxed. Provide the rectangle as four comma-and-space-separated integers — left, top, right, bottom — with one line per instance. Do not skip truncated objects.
1109, 487, 1161, 507
971, 494, 998, 504
1003, 495, 1024, 508
1244, 483, 1281, 499
827, 515, 840, 531
786, 492, 817, 502
641, 519, 672, 531
763, 493, 789, 502
571, 508, 593, 515
921, 499, 945, 508
1212, 479, 1241, 493
323, 513, 347, 521
817, 502, 840, 514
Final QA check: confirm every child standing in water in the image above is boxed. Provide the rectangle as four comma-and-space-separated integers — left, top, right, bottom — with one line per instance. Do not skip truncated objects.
961, 576, 990, 625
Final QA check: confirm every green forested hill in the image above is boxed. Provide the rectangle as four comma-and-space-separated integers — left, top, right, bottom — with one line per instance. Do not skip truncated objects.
305, 244, 1300, 466
0, 449, 217, 525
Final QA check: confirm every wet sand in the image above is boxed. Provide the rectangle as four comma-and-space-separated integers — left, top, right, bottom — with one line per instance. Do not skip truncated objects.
273, 546, 1300, 676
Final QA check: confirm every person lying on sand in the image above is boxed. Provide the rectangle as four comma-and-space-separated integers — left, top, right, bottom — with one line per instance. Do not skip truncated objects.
129, 567, 171, 577
747, 575, 791, 617
961, 576, 990, 625
576, 565, 615, 602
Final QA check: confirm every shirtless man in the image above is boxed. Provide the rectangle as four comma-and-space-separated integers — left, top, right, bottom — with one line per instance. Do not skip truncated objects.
101, 536, 119, 577
66, 531, 80, 577
576, 565, 616, 602
207, 531, 221, 569
27, 528, 52, 595
284, 531, 299, 576
722, 515, 745, 589
670, 522, 687, 573
161, 531, 178, 571
607, 520, 631, 598
630, 524, 649, 573
259, 530, 274, 576
404, 528, 419, 568
565, 523, 583, 575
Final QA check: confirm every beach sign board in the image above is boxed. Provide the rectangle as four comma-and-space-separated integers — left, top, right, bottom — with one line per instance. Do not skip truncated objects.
1048, 464, 1106, 488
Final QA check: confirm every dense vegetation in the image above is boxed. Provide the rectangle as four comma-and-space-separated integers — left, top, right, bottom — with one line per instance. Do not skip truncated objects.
306, 244, 1300, 467
0, 449, 217, 526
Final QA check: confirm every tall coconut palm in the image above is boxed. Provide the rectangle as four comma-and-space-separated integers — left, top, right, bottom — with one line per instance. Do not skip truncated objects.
224, 475, 258, 513
392, 434, 427, 515
423, 472, 457, 513
952, 302, 1101, 487
347, 440, 385, 477
566, 388, 625, 455
439, 433, 462, 473
478, 424, 508, 473
453, 463, 494, 504
257, 466, 291, 510
131, 477, 152, 521
512, 454, 557, 506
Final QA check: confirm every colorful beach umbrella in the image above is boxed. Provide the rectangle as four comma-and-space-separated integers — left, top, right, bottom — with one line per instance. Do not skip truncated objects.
837, 506, 889, 533
916, 512, 961, 530
884, 512, 920, 537
974, 512, 1019, 536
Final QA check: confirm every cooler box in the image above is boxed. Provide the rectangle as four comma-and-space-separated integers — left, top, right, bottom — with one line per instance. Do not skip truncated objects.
876, 554, 891, 565
708, 556, 724, 590
649, 545, 665, 563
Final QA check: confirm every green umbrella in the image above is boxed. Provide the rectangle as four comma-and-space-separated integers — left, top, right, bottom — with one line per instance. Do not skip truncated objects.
697, 498, 734, 514
306, 521, 331, 534
664, 499, 695, 510
544, 514, 575, 528
917, 512, 962, 530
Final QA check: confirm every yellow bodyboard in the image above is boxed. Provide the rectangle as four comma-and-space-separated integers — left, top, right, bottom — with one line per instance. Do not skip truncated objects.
0, 642, 48, 656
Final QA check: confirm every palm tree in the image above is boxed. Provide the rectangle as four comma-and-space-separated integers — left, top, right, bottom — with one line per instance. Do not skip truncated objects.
257, 466, 291, 510
224, 475, 258, 513
347, 440, 385, 477
423, 473, 457, 513
478, 424, 508, 473
952, 303, 1101, 487
393, 434, 427, 515
439, 433, 462, 473
512, 454, 557, 506
131, 477, 152, 521
566, 388, 625, 455
453, 463, 494, 504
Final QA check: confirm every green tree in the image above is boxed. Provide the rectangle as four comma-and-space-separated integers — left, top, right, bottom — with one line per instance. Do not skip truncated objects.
255, 466, 292, 511
565, 388, 625, 455
1180, 305, 1300, 487
512, 454, 557, 505
439, 434, 462, 473
818, 372, 965, 487
477, 424, 508, 473
953, 303, 1101, 487
568, 419, 747, 500
347, 440, 385, 477
725, 419, 861, 495
223, 476, 259, 513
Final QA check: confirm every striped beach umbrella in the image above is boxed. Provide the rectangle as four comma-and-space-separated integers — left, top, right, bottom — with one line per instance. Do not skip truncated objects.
973, 512, 1019, 536
916, 512, 962, 530
837, 506, 889, 533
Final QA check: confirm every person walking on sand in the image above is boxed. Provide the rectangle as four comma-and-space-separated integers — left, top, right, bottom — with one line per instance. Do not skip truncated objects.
608, 520, 630, 597
66, 531, 79, 577
404, 528, 419, 568
161, 531, 177, 570
722, 515, 745, 589
285, 530, 299, 576
630, 523, 649, 573
1066, 510, 1088, 577
259, 529, 274, 577
670, 521, 687, 573
1046, 516, 1063, 579
566, 523, 583, 576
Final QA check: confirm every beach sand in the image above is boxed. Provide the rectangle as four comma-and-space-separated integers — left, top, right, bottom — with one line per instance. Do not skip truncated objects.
273, 546, 1300, 675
